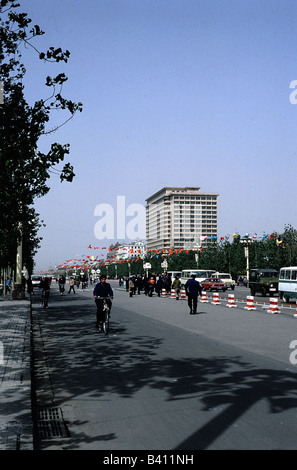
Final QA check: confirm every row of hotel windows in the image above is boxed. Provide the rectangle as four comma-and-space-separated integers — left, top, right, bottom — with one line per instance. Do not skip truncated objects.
172, 196, 217, 200
151, 228, 218, 235
161, 201, 217, 205
148, 214, 217, 220
148, 222, 217, 229
152, 209, 217, 216
171, 202, 217, 206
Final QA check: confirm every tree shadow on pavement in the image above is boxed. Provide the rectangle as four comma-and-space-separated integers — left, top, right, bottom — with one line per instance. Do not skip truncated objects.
32, 290, 297, 450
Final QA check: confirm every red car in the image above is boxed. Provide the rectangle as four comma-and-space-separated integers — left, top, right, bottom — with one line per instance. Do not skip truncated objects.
201, 278, 227, 292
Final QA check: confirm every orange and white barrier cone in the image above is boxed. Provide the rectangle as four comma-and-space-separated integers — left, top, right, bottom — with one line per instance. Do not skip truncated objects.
244, 296, 256, 310
211, 292, 220, 305
161, 288, 167, 298
226, 293, 237, 308
267, 297, 280, 314
294, 301, 297, 318
170, 288, 176, 299
180, 289, 186, 300
200, 291, 208, 303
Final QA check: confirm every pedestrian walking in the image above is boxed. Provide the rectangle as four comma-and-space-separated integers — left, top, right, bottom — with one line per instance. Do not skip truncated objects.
148, 277, 155, 297
185, 274, 202, 314
131, 275, 137, 295
27, 277, 33, 296
172, 275, 181, 300
125, 276, 129, 292
58, 274, 66, 295
68, 277, 76, 294
5, 277, 11, 294
143, 275, 149, 295
129, 277, 134, 297
163, 272, 171, 294
156, 276, 163, 297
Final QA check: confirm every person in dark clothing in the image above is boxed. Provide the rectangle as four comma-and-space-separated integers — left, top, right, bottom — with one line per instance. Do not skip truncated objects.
68, 277, 76, 294
156, 276, 163, 297
58, 275, 66, 295
93, 275, 114, 327
40, 277, 50, 308
125, 276, 129, 292
148, 277, 155, 297
136, 275, 143, 294
143, 275, 149, 295
27, 277, 33, 296
5, 278, 11, 294
163, 273, 171, 294
185, 274, 202, 314
131, 275, 137, 295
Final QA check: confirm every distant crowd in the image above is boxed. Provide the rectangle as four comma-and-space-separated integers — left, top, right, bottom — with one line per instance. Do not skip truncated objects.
118, 272, 179, 298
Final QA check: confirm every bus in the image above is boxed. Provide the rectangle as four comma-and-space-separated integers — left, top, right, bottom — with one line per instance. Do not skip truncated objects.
278, 266, 297, 303
180, 269, 216, 286
167, 271, 182, 279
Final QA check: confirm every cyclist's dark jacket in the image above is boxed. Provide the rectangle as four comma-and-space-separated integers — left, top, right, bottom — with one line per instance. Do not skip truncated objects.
93, 282, 113, 298
40, 278, 50, 291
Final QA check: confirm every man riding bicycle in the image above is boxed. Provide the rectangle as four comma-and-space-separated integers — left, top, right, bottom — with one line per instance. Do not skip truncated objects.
39, 276, 50, 308
93, 275, 114, 328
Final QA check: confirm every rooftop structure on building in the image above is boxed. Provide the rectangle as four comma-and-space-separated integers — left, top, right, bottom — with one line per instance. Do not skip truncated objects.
107, 240, 146, 261
146, 187, 219, 252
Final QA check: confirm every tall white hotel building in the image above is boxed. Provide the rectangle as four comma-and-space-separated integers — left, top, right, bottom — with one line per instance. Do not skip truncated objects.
146, 187, 219, 252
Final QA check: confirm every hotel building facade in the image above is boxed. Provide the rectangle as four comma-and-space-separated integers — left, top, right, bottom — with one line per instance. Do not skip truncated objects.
146, 187, 219, 252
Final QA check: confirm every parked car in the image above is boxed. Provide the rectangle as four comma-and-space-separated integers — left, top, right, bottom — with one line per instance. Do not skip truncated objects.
201, 278, 227, 292
212, 273, 235, 290
31, 275, 42, 289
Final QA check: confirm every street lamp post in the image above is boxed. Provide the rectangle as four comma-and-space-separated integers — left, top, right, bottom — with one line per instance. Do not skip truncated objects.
240, 235, 253, 281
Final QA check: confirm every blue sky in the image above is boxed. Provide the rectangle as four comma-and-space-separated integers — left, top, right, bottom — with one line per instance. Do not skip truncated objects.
17, 0, 297, 271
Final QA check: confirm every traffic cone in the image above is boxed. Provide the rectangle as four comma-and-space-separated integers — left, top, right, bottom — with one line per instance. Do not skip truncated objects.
200, 291, 208, 303
267, 297, 280, 314
226, 293, 237, 308
244, 296, 256, 310
180, 289, 186, 300
294, 301, 297, 318
161, 288, 167, 298
170, 288, 176, 299
211, 292, 221, 305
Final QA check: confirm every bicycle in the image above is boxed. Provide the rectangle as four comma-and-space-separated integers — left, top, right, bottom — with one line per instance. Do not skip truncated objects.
40, 289, 49, 308
40, 290, 45, 308
96, 296, 111, 335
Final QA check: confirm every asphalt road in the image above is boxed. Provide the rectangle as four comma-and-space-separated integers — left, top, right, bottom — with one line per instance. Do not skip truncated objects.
31, 281, 297, 451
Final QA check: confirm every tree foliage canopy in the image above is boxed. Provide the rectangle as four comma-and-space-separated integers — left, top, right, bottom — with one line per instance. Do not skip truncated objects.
96, 226, 297, 279
0, 0, 82, 274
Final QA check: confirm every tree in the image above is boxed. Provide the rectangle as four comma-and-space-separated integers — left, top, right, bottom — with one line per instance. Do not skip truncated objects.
0, 0, 82, 275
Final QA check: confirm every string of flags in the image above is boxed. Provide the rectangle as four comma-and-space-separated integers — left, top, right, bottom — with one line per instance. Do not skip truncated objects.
232, 233, 286, 246
56, 231, 287, 270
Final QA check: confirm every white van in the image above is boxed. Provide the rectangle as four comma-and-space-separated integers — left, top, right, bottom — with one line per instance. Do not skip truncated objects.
180, 269, 216, 286
278, 266, 297, 303
212, 273, 235, 290
167, 271, 182, 279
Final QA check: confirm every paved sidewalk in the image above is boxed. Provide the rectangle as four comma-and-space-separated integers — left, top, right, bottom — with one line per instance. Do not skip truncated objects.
0, 297, 33, 450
